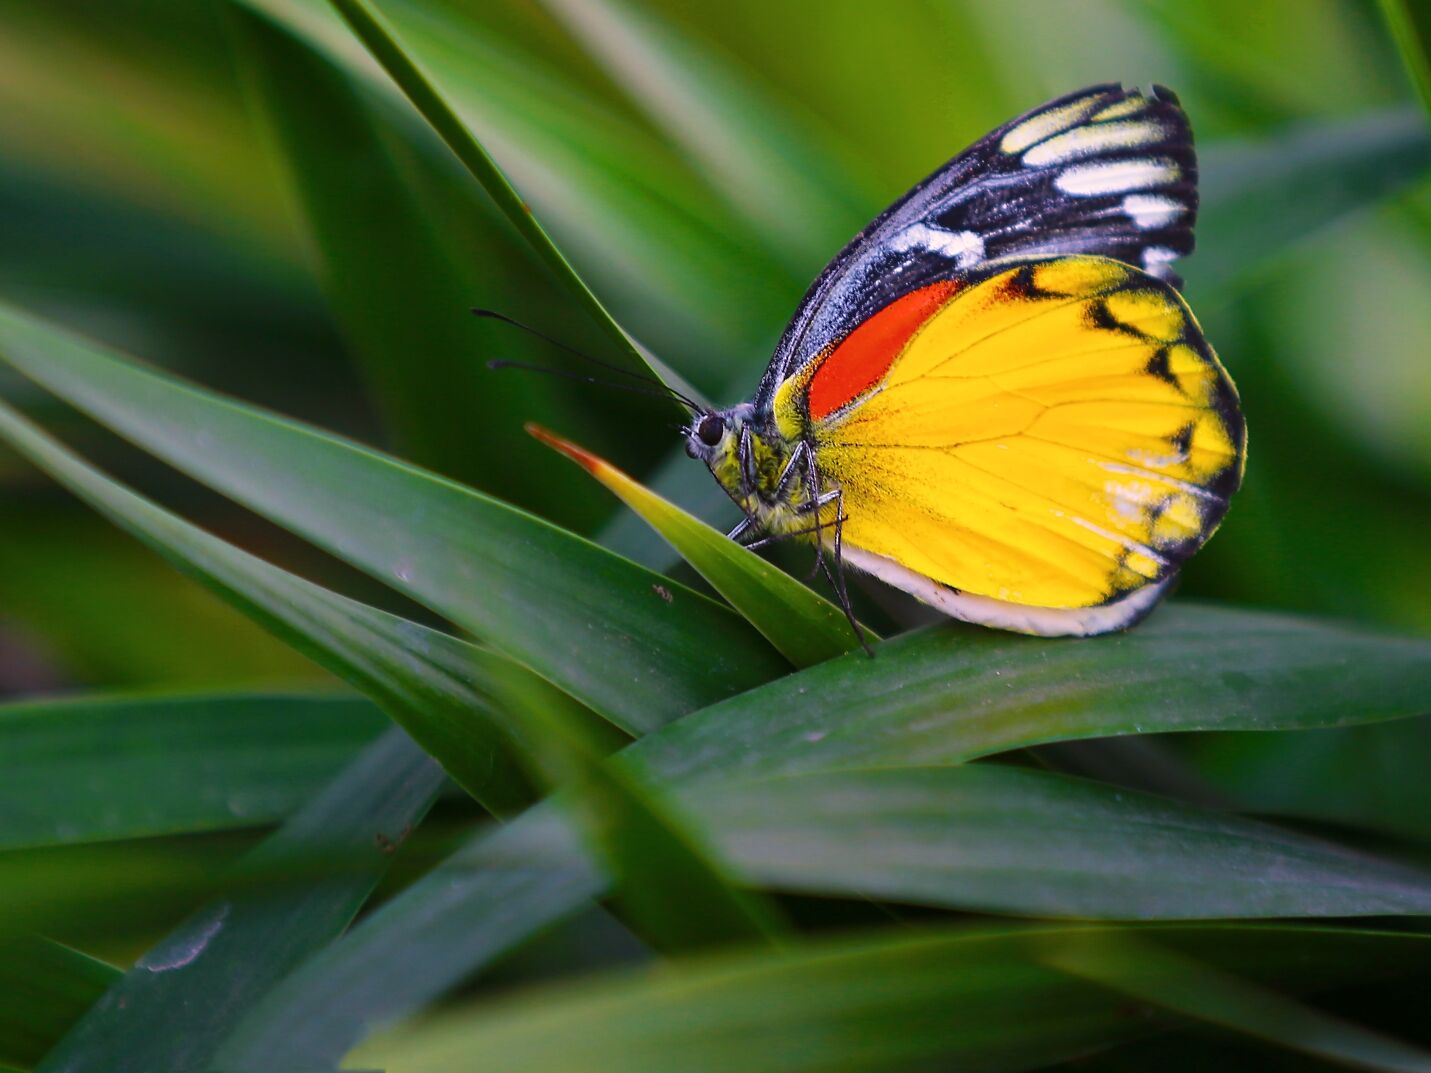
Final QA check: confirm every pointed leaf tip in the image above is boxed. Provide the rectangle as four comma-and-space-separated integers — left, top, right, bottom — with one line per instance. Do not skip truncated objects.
527, 423, 604, 475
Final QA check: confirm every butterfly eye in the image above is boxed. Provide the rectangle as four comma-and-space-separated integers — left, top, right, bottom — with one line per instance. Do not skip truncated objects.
697, 414, 724, 446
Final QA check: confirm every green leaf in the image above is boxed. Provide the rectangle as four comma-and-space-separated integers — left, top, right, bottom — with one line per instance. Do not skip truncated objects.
212, 806, 604, 1072
0, 692, 385, 850
224, 759, 1431, 1066
1378, 0, 1431, 118
485, 655, 783, 953
0, 301, 788, 736
626, 605, 1431, 784
234, 0, 802, 374
530, 424, 866, 666
686, 765, 1431, 919
1182, 718, 1431, 844
0, 938, 118, 1071
0, 306, 782, 960
228, 4, 616, 521
216, 604, 1431, 1068
36, 728, 443, 1073
535, 0, 870, 269
1043, 932, 1431, 1073
1195, 108, 1431, 298
320, 0, 673, 399
0, 393, 537, 813
359, 925, 1431, 1073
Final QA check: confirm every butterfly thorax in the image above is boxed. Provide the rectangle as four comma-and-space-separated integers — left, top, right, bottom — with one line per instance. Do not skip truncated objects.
686, 403, 826, 537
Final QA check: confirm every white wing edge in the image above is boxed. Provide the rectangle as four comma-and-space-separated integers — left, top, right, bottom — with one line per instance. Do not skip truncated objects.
841, 546, 1173, 637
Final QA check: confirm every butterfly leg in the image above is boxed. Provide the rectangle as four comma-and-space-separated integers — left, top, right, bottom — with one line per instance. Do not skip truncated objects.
802, 444, 829, 581
726, 516, 756, 544
742, 507, 849, 551
822, 489, 873, 656
738, 426, 757, 493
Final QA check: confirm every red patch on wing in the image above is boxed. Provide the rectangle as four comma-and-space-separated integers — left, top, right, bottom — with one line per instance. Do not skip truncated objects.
807, 281, 960, 421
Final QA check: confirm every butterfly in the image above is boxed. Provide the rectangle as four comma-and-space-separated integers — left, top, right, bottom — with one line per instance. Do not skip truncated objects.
683, 84, 1245, 638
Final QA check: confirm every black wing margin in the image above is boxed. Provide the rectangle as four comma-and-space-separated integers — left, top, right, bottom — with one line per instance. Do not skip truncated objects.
759, 84, 1198, 403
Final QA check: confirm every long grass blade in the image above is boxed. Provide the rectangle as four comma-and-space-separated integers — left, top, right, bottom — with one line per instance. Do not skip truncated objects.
0, 302, 788, 735
1378, 0, 1431, 118
36, 728, 443, 1073
0, 693, 386, 849
0, 395, 540, 812
530, 424, 866, 665
319, 0, 675, 400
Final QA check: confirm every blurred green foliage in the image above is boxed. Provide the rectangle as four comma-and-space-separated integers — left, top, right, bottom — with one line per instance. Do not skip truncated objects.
0, 0, 1429, 1071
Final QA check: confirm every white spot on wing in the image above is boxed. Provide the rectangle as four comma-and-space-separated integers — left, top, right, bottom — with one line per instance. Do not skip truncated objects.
1142, 246, 1180, 269
890, 222, 985, 267
1107, 478, 1161, 520
1128, 445, 1190, 468
1122, 193, 1185, 230
1070, 517, 1169, 566
1100, 460, 1221, 501
1055, 159, 1179, 197
1022, 121, 1165, 167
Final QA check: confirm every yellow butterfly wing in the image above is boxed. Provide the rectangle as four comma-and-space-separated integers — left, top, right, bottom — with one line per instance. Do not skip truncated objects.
773, 256, 1245, 635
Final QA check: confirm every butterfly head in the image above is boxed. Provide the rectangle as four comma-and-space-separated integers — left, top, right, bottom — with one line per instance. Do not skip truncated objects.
682, 403, 751, 463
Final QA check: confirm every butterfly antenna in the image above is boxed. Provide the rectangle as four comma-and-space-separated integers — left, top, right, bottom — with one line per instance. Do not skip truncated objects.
485, 359, 701, 406
472, 308, 700, 411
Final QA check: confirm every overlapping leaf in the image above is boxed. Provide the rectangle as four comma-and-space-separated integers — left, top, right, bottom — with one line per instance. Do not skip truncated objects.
231, 5, 621, 522
1378, 0, 1431, 117
0, 693, 385, 849
217, 601, 1431, 1068
360, 924, 1431, 1073
0, 939, 118, 1071
35, 728, 442, 1073
0, 393, 536, 812
0, 302, 788, 737
530, 424, 864, 666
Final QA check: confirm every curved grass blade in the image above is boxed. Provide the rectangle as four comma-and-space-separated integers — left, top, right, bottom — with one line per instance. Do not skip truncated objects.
320, 0, 674, 400
233, 756, 1431, 1070
686, 765, 1431, 919
218, 602, 1431, 1067
1197, 108, 1431, 297
0, 396, 540, 813
0, 693, 387, 850
0, 302, 789, 735
627, 605, 1431, 784
0, 939, 118, 1071
235, 0, 798, 372
0, 319, 782, 960
1043, 932, 1431, 1073
529, 424, 867, 665
36, 728, 442, 1073
229, 4, 615, 522
358, 924, 1431, 1073
536, 0, 870, 268
226, 760, 1431, 1068
489, 661, 782, 953
1378, 0, 1431, 118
